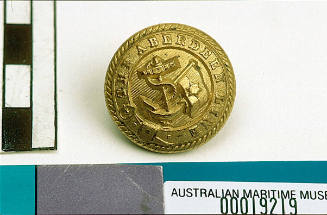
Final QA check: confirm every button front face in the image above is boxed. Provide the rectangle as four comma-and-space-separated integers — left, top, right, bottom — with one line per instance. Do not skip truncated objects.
105, 23, 236, 153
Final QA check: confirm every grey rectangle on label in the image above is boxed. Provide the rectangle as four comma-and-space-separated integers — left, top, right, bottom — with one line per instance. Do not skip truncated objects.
36, 164, 164, 214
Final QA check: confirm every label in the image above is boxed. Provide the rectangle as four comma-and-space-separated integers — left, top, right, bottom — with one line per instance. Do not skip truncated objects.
164, 181, 327, 214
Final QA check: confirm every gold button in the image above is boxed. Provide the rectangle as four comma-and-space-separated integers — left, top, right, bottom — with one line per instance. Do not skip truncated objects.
105, 23, 236, 153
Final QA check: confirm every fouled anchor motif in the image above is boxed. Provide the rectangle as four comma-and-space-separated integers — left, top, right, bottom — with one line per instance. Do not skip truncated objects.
105, 23, 236, 153
137, 55, 210, 125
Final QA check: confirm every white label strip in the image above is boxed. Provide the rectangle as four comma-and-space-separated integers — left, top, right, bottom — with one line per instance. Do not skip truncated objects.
6, 0, 30, 24
5, 65, 31, 107
165, 181, 327, 214
32, 1, 55, 149
0, 1, 3, 152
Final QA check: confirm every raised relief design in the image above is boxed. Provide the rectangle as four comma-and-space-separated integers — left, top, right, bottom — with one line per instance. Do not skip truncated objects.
136, 56, 209, 125
105, 24, 236, 153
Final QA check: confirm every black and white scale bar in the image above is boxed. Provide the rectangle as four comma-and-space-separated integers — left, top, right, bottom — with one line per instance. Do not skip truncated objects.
0, 0, 57, 152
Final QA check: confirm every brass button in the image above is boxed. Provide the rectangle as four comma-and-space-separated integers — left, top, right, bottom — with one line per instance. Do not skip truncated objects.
105, 23, 236, 153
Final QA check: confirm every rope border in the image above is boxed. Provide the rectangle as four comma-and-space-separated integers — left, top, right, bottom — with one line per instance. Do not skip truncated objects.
105, 23, 236, 153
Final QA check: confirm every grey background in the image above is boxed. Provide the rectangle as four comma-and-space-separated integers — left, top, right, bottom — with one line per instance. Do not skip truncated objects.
37, 164, 164, 214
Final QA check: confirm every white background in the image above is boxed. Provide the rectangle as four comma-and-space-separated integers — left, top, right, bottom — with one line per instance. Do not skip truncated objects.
1, 1, 327, 164
165, 181, 327, 214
